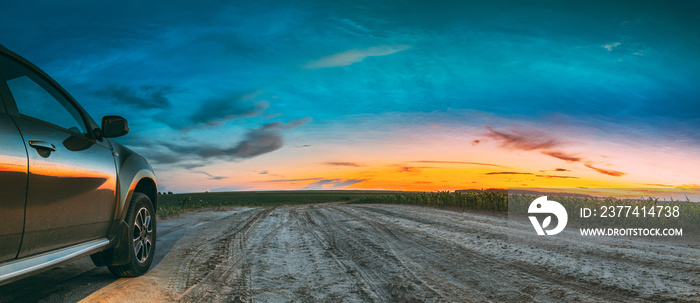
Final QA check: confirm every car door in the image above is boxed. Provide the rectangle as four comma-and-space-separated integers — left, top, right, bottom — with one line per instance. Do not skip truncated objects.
0, 53, 119, 257
0, 91, 28, 263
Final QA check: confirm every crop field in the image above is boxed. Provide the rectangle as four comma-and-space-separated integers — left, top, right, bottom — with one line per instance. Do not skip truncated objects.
353, 190, 700, 233
158, 190, 700, 233
156, 190, 400, 217
351, 190, 509, 211
157, 189, 699, 236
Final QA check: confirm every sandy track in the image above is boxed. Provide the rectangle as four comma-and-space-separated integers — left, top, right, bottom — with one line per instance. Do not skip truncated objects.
1, 203, 698, 302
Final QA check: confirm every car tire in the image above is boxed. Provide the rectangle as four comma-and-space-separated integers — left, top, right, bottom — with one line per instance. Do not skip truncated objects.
108, 192, 156, 277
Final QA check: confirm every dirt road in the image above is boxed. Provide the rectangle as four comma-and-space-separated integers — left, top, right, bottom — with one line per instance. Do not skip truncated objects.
1, 203, 698, 302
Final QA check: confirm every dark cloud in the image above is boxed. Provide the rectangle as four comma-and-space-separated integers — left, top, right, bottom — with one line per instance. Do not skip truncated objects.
484, 126, 560, 151
161, 125, 281, 159
195, 171, 227, 180
215, 122, 284, 158
188, 92, 269, 128
94, 85, 175, 109
178, 163, 207, 170
325, 162, 363, 167
484, 126, 579, 162
554, 168, 570, 172
485, 172, 533, 175
148, 118, 310, 166
192, 119, 309, 158
483, 126, 626, 177
542, 151, 581, 162
146, 152, 184, 165
412, 160, 504, 167
584, 164, 626, 177
259, 170, 269, 175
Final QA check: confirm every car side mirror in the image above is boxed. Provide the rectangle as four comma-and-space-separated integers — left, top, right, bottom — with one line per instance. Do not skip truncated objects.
101, 116, 129, 138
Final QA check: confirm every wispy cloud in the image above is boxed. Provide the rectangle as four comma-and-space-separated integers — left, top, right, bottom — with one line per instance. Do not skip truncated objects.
164, 123, 283, 159
324, 162, 363, 167
542, 151, 581, 163
486, 171, 578, 179
485, 172, 533, 175
195, 171, 227, 180
584, 164, 626, 177
94, 84, 176, 109
304, 45, 410, 69
302, 178, 369, 189
484, 126, 560, 150
331, 179, 369, 188
485, 126, 575, 162
396, 165, 435, 173
187, 92, 269, 129
484, 126, 626, 177
264, 177, 323, 182
601, 40, 648, 56
642, 183, 674, 187
535, 174, 579, 179
148, 118, 310, 165
411, 160, 504, 167
674, 184, 700, 189
554, 168, 570, 172
602, 42, 621, 51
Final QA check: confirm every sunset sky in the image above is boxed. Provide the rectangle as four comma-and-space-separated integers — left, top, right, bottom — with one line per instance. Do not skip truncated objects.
1, 1, 699, 192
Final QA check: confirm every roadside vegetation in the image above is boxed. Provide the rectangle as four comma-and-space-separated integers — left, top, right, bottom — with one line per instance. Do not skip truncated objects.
157, 190, 699, 233
350, 190, 508, 212
354, 190, 699, 233
510, 193, 700, 232
156, 190, 398, 217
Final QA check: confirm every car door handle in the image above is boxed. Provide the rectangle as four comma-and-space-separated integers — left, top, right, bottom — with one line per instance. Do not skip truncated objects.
28, 140, 56, 152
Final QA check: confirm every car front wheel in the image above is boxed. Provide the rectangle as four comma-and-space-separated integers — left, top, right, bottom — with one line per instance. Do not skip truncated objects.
108, 192, 156, 277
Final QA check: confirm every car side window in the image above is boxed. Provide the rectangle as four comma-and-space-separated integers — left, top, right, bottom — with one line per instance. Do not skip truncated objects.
0, 56, 87, 134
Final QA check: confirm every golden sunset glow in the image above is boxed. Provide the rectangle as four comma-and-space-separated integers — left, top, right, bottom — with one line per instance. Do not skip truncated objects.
155, 122, 700, 193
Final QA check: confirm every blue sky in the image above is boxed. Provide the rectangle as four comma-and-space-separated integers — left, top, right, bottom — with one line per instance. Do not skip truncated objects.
2, 1, 699, 192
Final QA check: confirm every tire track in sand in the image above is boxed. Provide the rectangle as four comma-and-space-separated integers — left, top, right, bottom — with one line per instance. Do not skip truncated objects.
176, 207, 273, 302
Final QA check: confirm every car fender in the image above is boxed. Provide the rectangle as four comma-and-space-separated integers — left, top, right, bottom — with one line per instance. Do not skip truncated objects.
93, 140, 156, 266
112, 141, 157, 222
